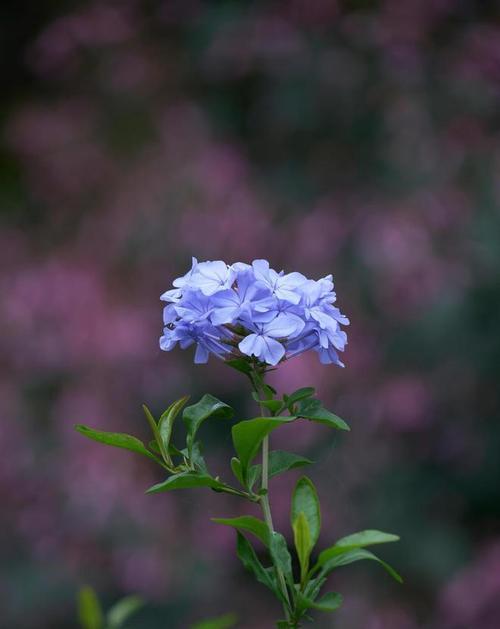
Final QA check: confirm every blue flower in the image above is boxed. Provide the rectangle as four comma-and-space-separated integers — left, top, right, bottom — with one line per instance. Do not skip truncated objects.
238, 313, 305, 366
159, 258, 349, 367
252, 259, 307, 304
187, 260, 236, 296
210, 269, 270, 325
160, 320, 230, 364
174, 290, 214, 324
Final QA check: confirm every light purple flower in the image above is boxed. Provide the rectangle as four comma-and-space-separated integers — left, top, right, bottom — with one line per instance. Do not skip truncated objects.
174, 291, 214, 324
159, 258, 349, 367
160, 321, 229, 364
252, 259, 307, 304
238, 313, 305, 365
210, 270, 271, 325
188, 260, 236, 296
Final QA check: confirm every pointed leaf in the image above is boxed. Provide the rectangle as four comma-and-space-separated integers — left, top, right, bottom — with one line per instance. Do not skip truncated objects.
148, 439, 162, 455
212, 516, 270, 546
291, 477, 321, 548
183, 394, 234, 455
107, 596, 143, 628
149, 440, 183, 457
269, 451, 312, 478
287, 387, 315, 404
247, 451, 312, 489
142, 404, 170, 464
318, 530, 400, 566
236, 532, 277, 595
75, 425, 163, 465
317, 548, 403, 583
336, 529, 400, 547
230, 457, 244, 487
231, 417, 295, 476
77, 586, 103, 629
293, 511, 312, 585
297, 399, 350, 431
269, 532, 293, 585
225, 358, 253, 376
297, 591, 343, 613
247, 463, 261, 492
336, 529, 399, 549
303, 575, 327, 601
259, 399, 284, 414
190, 441, 208, 473
158, 396, 190, 461
262, 383, 277, 397
146, 472, 227, 494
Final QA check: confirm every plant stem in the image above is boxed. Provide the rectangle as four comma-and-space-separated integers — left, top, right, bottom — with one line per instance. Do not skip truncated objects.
260, 435, 292, 619
252, 376, 293, 623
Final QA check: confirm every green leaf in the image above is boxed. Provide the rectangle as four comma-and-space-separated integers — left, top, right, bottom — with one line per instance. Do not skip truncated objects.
75, 425, 163, 465
236, 532, 277, 595
148, 439, 161, 455
317, 530, 400, 567
225, 358, 253, 375
158, 396, 190, 463
149, 440, 183, 457
77, 586, 103, 629
291, 477, 321, 549
317, 548, 403, 583
231, 417, 295, 477
246, 451, 312, 490
287, 387, 315, 404
230, 457, 244, 487
269, 451, 312, 478
107, 596, 143, 628
335, 529, 399, 549
259, 399, 284, 414
146, 472, 227, 494
269, 532, 293, 585
297, 591, 343, 613
142, 404, 170, 465
190, 441, 208, 473
297, 399, 350, 431
247, 463, 261, 492
191, 612, 238, 629
212, 516, 270, 546
303, 575, 327, 602
262, 383, 277, 398
183, 394, 234, 456
293, 512, 312, 586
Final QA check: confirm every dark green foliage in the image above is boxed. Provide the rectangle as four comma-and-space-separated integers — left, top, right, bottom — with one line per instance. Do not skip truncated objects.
75, 385, 400, 626
74, 425, 164, 466
296, 398, 350, 431
231, 417, 295, 479
212, 516, 270, 545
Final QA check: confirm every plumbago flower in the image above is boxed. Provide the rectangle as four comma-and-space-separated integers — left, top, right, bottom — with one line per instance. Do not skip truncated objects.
76, 258, 401, 629
159, 258, 349, 367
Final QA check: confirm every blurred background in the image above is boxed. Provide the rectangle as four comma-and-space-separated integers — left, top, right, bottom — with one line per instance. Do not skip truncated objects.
1, 1, 500, 627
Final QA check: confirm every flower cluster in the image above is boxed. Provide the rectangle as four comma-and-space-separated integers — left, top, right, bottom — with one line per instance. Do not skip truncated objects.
159, 259, 349, 367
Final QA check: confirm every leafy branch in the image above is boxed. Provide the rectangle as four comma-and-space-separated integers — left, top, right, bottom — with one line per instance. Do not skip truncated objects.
75, 370, 401, 627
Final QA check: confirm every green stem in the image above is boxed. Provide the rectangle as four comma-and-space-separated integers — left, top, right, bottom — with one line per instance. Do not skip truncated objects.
260, 435, 292, 618
252, 374, 293, 623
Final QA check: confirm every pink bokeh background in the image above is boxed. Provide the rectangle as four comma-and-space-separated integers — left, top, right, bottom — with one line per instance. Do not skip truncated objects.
1, 1, 499, 627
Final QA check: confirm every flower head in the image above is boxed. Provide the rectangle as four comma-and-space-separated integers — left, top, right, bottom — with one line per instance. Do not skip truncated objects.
160, 259, 349, 367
